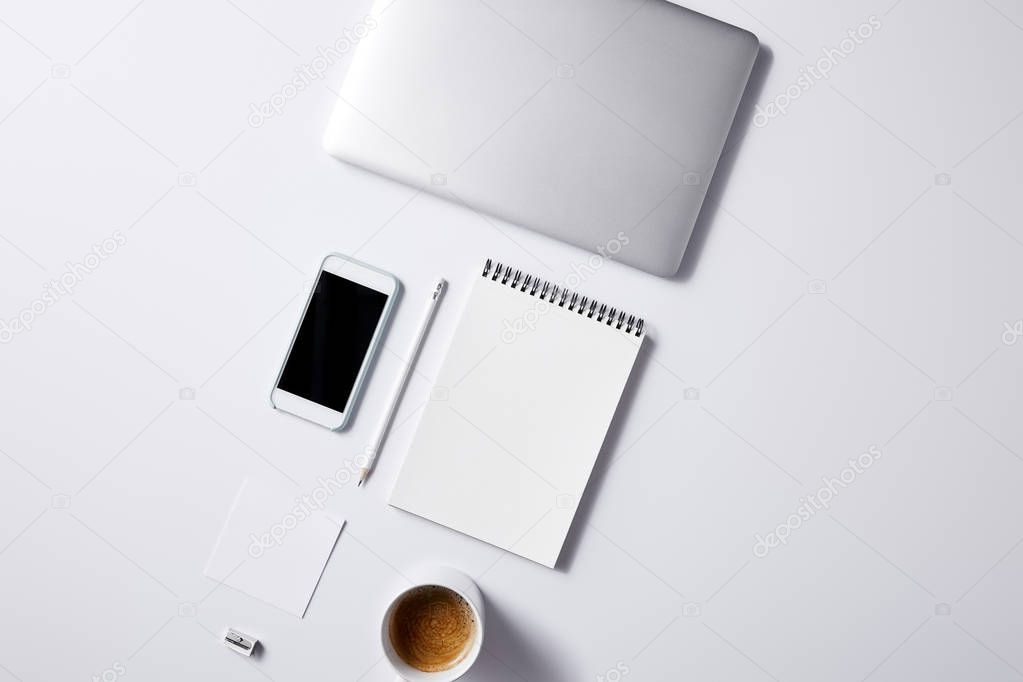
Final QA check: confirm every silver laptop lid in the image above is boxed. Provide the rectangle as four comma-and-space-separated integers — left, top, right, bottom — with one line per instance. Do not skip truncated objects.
324, 0, 758, 276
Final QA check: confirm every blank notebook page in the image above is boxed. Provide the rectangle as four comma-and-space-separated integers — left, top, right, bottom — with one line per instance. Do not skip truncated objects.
390, 262, 644, 568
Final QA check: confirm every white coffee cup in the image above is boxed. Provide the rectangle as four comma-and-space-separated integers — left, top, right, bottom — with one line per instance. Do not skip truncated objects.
380, 566, 485, 681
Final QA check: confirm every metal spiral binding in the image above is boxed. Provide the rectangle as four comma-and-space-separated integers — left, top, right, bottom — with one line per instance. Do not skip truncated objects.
482, 259, 645, 337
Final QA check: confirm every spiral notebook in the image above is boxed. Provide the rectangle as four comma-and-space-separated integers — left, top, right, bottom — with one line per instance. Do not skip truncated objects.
390, 260, 646, 568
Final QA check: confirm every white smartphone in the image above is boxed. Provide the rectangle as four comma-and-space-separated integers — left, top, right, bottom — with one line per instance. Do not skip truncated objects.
271, 254, 399, 430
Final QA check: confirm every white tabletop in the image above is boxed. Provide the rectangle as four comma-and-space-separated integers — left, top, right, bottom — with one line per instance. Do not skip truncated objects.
2, 0, 1022, 680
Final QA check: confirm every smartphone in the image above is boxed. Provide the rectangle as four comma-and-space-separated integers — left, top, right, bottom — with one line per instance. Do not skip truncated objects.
271, 254, 399, 430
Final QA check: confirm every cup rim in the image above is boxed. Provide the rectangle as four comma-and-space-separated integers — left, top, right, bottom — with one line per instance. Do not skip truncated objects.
381, 582, 484, 680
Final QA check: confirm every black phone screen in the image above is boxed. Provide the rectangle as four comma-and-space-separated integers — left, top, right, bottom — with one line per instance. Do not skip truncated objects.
277, 271, 388, 412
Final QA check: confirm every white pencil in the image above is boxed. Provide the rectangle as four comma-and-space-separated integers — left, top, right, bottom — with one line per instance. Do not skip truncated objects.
358, 278, 446, 487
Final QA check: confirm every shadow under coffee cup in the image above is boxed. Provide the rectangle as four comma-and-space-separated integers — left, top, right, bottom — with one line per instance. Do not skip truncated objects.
381, 567, 485, 681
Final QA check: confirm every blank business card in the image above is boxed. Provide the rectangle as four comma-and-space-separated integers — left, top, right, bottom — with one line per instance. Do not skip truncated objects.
204, 478, 345, 618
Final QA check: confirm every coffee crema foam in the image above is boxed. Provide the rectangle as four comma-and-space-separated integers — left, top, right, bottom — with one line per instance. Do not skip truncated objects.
388, 585, 476, 672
